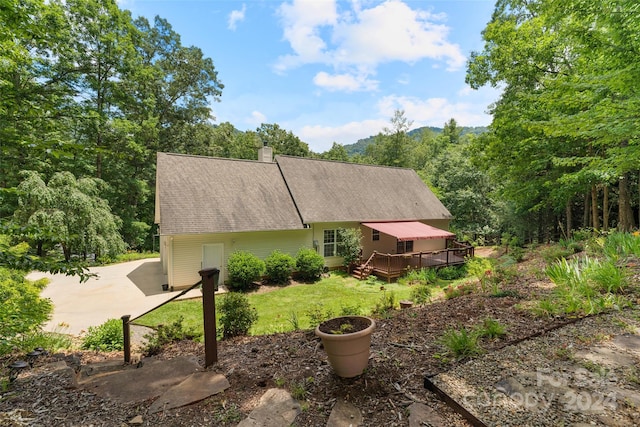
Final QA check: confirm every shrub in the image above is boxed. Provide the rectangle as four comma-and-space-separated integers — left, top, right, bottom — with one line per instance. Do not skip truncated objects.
11, 326, 73, 355
142, 316, 200, 356
81, 318, 123, 351
227, 251, 265, 291
339, 304, 362, 316
466, 257, 493, 291
436, 265, 467, 280
295, 247, 324, 281
400, 268, 437, 286
264, 250, 295, 284
410, 284, 432, 305
540, 245, 574, 264
372, 290, 396, 317
336, 228, 363, 269
0, 267, 53, 355
444, 281, 476, 299
305, 303, 334, 328
219, 292, 258, 338
510, 246, 525, 262
559, 238, 584, 254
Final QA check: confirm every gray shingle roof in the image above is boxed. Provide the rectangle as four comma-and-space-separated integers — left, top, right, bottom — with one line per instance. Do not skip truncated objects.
156, 153, 452, 235
156, 153, 304, 234
275, 156, 452, 223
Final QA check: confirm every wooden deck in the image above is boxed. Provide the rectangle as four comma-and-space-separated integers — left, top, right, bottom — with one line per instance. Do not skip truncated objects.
352, 242, 474, 282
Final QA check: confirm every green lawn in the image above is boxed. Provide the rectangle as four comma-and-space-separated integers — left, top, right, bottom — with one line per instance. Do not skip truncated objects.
134, 273, 414, 336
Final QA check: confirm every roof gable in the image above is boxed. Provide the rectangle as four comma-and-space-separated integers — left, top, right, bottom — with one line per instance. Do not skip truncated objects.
156, 153, 304, 234
275, 156, 452, 223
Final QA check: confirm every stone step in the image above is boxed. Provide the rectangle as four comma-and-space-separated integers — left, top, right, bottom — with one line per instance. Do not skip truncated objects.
236, 388, 300, 427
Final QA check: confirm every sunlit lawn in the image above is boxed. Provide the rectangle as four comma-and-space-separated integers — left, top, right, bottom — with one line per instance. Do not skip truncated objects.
134, 273, 414, 336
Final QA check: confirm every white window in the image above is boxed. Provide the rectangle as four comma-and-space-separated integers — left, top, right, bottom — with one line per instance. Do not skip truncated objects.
323, 229, 343, 257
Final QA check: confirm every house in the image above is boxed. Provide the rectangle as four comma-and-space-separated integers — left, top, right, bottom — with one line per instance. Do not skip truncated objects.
155, 148, 466, 289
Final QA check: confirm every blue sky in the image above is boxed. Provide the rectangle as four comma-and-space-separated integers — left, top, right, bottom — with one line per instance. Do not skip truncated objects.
122, 0, 499, 153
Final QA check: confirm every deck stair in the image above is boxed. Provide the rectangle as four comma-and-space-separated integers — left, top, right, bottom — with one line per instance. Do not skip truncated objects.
351, 253, 375, 280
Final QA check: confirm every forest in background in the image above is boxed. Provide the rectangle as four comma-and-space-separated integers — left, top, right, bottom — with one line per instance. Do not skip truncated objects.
1, 0, 639, 265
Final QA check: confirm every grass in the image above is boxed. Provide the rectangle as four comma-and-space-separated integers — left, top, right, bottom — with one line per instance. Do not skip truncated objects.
135, 272, 413, 336
439, 326, 483, 359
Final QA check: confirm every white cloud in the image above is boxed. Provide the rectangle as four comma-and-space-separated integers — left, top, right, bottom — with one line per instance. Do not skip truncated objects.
228, 4, 247, 30
331, 1, 465, 70
274, 0, 338, 71
247, 110, 267, 126
294, 89, 496, 152
298, 119, 388, 152
377, 95, 490, 127
313, 71, 378, 92
275, 0, 466, 90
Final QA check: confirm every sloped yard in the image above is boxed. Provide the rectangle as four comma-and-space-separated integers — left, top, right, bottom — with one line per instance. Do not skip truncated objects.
2, 244, 640, 426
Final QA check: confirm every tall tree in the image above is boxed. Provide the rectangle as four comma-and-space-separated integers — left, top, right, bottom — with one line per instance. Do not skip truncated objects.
466, 0, 639, 236
15, 171, 125, 261
366, 110, 413, 167
256, 123, 310, 157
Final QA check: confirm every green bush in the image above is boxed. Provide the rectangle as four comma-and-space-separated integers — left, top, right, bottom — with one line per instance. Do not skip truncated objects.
540, 245, 574, 264
336, 228, 363, 268
436, 265, 467, 280
339, 304, 362, 316
410, 284, 432, 305
372, 290, 396, 317
264, 250, 295, 284
444, 281, 476, 299
219, 293, 258, 338
10, 327, 72, 356
305, 303, 334, 328
295, 247, 324, 281
227, 251, 265, 291
142, 316, 201, 356
81, 318, 123, 351
510, 246, 525, 262
0, 267, 53, 355
399, 268, 437, 286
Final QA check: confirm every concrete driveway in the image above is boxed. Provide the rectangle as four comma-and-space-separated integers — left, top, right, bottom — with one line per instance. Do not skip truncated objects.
28, 258, 202, 336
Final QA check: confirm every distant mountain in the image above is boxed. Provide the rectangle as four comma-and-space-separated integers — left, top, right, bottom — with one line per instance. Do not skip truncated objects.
343, 126, 488, 157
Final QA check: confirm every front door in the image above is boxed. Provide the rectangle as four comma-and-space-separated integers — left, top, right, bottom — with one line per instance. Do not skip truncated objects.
202, 244, 224, 280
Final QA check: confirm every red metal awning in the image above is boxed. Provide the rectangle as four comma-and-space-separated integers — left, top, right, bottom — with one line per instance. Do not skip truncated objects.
362, 221, 455, 242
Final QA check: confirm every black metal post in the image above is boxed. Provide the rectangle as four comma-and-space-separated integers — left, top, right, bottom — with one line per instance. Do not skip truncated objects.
199, 267, 220, 368
121, 315, 131, 364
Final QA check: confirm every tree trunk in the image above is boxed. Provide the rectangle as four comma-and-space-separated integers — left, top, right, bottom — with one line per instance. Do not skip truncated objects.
583, 190, 591, 228
591, 185, 599, 231
603, 184, 609, 232
618, 174, 636, 231
566, 199, 572, 238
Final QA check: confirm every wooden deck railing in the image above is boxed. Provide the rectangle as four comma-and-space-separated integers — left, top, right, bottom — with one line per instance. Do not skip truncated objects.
362, 242, 474, 282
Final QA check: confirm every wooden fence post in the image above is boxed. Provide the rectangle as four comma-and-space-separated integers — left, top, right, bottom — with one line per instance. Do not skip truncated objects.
199, 267, 220, 368
121, 315, 131, 364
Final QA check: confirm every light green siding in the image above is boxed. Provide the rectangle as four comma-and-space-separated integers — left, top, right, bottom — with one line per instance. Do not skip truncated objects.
168, 229, 311, 289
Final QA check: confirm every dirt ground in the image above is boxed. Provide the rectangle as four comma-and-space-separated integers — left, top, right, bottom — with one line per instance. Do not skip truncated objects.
1, 246, 639, 426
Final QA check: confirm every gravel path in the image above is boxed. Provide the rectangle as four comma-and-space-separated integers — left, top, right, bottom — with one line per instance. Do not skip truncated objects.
433, 308, 640, 426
